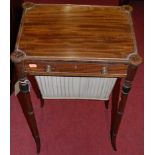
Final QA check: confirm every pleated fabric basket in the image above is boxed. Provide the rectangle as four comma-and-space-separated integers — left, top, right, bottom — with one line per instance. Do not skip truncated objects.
35, 76, 117, 100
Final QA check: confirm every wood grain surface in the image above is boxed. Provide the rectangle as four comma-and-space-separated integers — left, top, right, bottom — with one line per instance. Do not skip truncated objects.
13, 3, 137, 63
24, 60, 127, 77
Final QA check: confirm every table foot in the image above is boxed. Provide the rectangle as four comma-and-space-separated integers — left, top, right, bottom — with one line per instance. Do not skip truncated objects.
110, 131, 117, 151
34, 136, 41, 153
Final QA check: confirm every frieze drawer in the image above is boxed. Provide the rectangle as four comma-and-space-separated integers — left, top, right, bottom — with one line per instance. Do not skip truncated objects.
24, 61, 127, 77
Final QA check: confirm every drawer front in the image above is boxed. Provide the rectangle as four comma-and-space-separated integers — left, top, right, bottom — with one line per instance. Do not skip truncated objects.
24, 61, 127, 77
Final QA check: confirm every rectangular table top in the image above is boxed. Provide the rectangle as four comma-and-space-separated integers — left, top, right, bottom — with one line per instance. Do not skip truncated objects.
13, 3, 137, 64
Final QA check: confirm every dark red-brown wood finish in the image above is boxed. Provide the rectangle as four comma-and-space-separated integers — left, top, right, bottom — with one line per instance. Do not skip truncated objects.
111, 78, 121, 150
11, 2, 142, 153
10, 0, 23, 94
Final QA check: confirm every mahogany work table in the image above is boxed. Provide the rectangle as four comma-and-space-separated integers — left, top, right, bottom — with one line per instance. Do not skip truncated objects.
11, 2, 142, 153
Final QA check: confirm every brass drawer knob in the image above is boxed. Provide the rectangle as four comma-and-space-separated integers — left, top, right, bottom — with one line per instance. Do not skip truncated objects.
74, 65, 78, 69
46, 65, 51, 72
101, 66, 108, 74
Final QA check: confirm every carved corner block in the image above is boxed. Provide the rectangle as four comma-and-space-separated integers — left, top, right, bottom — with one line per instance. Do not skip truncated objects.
11, 50, 26, 63
122, 5, 133, 12
125, 54, 142, 83
129, 53, 142, 66
22, 2, 35, 10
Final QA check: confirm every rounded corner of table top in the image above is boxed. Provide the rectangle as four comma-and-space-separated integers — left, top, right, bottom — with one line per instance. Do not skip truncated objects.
16, 4, 138, 65
11, 49, 27, 63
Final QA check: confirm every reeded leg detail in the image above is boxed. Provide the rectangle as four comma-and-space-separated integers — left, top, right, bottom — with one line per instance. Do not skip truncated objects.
110, 57, 141, 151
18, 78, 41, 153
111, 80, 131, 151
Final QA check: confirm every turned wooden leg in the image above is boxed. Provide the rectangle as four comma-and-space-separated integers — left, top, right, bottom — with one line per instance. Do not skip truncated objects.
110, 78, 121, 150
111, 79, 129, 151
104, 100, 109, 109
29, 76, 44, 107
17, 78, 40, 153
110, 56, 141, 151
10, 65, 17, 95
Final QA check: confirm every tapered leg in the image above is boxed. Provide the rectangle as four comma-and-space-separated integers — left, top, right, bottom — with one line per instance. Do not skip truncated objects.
110, 57, 141, 151
111, 79, 132, 151
18, 78, 40, 153
29, 76, 44, 107
110, 78, 121, 150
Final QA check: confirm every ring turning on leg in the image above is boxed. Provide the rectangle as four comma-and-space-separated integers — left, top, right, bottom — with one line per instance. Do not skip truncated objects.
110, 63, 140, 151
18, 78, 41, 153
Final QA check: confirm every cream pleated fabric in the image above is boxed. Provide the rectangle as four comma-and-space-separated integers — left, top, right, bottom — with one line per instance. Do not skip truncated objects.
35, 76, 116, 100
